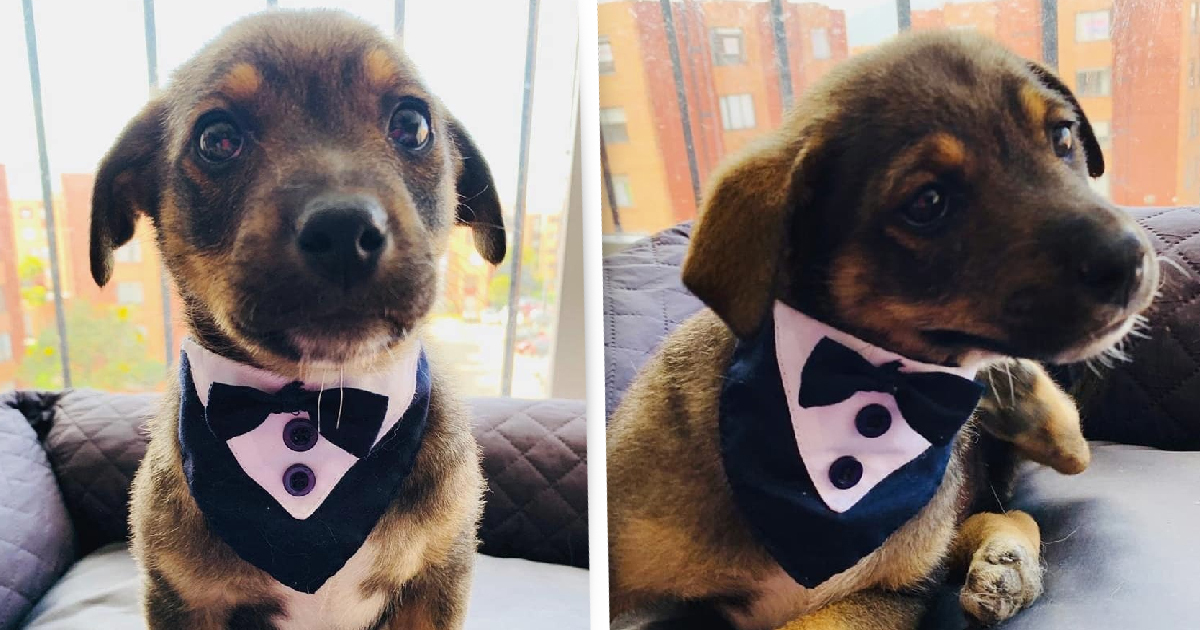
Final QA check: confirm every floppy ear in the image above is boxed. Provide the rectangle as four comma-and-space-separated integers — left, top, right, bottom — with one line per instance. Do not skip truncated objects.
1026, 60, 1105, 178
447, 117, 506, 265
682, 135, 814, 338
90, 100, 166, 287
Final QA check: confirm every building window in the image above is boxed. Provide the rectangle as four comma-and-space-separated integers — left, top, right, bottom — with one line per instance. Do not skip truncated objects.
611, 174, 634, 208
719, 94, 757, 131
599, 36, 615, 75
0, 334, 12, 362
1092, 120, 1112, 148
811, 28, 831, 60
1076, 68, 1112, 97
1075, 10, 1111, 42
600, 107, 629, 144
114, 239, 143, 263
711, 27, 745, 66
117, 281, 144, 305
0, 290, 5, 314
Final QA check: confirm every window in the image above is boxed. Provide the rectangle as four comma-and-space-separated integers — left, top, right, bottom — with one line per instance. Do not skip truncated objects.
599, 36, 615, 74
600, 107, 629, 144
812, 28, 832, 60
0, 334, 12, 362
711, 27, 745, 66
117, 282, 144, 305
611, 175, 634, 208
1076, 69, 1112, 97
1076, 10, 1111, 42
114, 239, 143, 263
2, 2, 579, 398
719, 94, 757, 131
1093, 120, 1112, 148
0, 290, 5, 314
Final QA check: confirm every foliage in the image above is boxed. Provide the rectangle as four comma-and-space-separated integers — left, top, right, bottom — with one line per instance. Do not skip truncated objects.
21, 300, 165, 391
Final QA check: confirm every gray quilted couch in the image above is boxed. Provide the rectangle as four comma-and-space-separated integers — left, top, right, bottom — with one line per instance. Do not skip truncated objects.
0, 391, 588, 629
604, 208, 1200, 629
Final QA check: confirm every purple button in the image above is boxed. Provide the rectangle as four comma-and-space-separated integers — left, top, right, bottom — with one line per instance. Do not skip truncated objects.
283, 417, 318, 452
829, 456, 863, 490
283, 464, 315, 496
855, 404, 892, 438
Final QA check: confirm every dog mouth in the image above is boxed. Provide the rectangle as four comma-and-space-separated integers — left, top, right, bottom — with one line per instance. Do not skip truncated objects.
233, 310, 410, 363
922, 311, 1141, 364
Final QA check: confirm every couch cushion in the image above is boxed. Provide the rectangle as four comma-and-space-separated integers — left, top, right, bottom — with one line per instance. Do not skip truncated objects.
20, 544, 588, 629
0, 393, 74, 630
40, 390, 155, 556
920, 442, 1200, 629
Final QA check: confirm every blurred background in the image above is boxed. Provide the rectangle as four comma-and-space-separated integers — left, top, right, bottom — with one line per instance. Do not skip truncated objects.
598, 0, 1186, 249
0, 0, 582, 399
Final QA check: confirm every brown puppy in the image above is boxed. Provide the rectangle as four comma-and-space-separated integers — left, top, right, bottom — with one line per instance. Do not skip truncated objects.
89, 11, 504, 630
607, 31, 1157, 630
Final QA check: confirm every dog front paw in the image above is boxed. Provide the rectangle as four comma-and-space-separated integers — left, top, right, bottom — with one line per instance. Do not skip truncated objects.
959, 539, 1044, 625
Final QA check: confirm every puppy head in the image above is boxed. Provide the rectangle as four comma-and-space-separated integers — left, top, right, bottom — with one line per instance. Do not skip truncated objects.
90, 11, 505, 371
684, 31, 1157, 366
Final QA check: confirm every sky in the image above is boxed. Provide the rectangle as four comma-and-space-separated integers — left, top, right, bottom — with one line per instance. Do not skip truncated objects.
0, 0, 579, 218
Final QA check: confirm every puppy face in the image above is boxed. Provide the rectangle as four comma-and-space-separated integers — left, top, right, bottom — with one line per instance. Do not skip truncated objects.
89, 11, 505, 370
684, 31, 1158, 366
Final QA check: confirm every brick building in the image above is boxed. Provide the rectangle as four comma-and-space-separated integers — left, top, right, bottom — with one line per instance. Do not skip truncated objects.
0, 166, 24, 390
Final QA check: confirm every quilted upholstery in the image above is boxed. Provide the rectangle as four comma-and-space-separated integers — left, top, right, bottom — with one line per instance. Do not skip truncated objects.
0, 393, 73, 630
602, 222, 701, 418
1076, 207, 1200, 448
2, 389, 586, 573
470, 398, 588, 569
41, 390, 155, 555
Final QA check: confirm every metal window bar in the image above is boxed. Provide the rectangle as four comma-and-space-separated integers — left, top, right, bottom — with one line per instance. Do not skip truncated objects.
21, 0, 72, 387
897, 0, 912, 31
768, 0, 795, 111
500, 0, 541, 397
659, 0, 702, 210
143, 0, 176, 369
1041, 0, 1058, 68
599, 134, 622, 231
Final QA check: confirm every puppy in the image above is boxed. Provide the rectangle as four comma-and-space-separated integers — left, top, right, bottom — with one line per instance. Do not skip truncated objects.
607, 31, 1157, 630
89, 12, 505, 630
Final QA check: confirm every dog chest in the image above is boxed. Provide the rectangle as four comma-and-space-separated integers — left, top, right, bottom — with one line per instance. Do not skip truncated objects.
272, 542, 388, 630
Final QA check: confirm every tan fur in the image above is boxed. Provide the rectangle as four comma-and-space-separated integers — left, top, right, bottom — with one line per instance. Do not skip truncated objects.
607, 30, 1148, 630
97, 12, 506, 630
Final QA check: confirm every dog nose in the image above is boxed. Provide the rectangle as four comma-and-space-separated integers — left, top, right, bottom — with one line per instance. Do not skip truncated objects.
1075, 228, 1147, 307
296, 194, 388, 287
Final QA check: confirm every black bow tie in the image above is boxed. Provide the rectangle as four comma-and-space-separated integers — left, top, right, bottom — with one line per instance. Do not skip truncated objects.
205, 381, 389, 458
797, 337, 984, 445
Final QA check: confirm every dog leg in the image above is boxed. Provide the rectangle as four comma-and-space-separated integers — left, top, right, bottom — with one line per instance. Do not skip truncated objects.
775, 590, 926, 630
975, 359, 1090, 475
950, 511, 1043, 626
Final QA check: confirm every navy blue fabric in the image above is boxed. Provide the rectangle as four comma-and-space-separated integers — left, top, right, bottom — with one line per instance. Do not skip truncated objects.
798, 338, 984, 446
206, 380, 389, 458
719, 318, 971, 588
178, 352, 431, 594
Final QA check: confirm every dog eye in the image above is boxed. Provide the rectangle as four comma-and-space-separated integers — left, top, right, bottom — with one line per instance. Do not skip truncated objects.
1051, 122, 1075, 159
389, 106, 431, 152
902, 185, 951, 228
196, 118, 244, 163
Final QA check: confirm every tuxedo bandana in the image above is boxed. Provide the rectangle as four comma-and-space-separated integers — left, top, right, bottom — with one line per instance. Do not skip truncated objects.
177, 338, 430, 593
720, 303, 985, 588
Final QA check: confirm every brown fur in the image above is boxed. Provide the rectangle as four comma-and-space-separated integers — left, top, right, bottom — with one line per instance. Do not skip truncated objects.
609, 30, 1158, 630
92, 11, 505, 630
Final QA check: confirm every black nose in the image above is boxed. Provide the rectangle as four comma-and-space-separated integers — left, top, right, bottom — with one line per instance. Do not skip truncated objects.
1075, 228, 1147, 306
296, 195, 388, 288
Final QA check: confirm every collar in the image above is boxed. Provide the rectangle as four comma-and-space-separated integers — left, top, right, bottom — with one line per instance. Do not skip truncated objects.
718, 302, 985, 588
177, 338, 431, 593
771, 302, 980, 512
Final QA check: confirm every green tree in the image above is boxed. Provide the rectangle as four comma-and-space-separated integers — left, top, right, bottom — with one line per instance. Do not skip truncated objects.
23, 300, 165, 391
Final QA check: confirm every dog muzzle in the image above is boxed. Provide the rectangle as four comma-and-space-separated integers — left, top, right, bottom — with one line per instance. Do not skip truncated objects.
177, 337, 429, 593
720, 302, 984, 588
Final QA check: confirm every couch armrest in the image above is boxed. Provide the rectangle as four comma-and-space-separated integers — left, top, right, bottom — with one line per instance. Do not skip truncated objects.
0, 392, 74, 630
470, 398, 588, 569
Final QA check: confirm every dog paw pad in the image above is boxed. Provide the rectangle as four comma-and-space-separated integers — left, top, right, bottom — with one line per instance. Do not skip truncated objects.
960, 540, 1043, 626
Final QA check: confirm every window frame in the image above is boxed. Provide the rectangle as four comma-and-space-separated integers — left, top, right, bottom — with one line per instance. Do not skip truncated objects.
711, 27, 746, 66
1076, 68, 1112, 97
598, 36, 615, 75
610, 174, 634, 209
1075, 9, 1111, 43
719, 93, 757, 131
599, 107, 630, 144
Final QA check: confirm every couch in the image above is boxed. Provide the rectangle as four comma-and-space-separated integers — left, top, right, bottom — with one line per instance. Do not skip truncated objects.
603, 207, 1200, 629
0, 390, 588, 629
